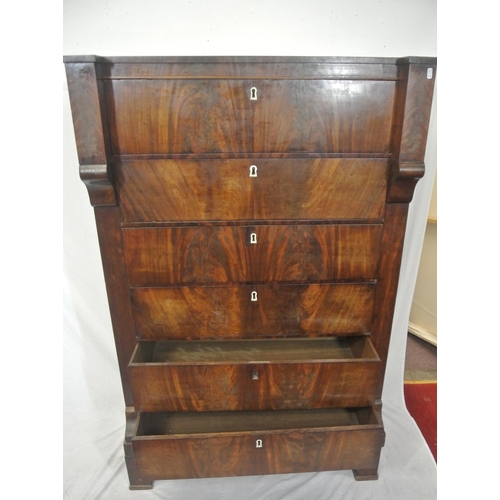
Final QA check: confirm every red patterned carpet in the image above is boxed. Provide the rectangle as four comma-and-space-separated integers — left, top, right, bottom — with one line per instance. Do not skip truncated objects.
404, 382, 437, 461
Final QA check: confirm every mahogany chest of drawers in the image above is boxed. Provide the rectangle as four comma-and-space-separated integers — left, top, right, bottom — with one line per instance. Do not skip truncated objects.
64, 55, 436, 489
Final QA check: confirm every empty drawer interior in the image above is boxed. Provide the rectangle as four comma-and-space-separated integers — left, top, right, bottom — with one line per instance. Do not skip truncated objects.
135, 407, 381, 437
130, 336, 379, 365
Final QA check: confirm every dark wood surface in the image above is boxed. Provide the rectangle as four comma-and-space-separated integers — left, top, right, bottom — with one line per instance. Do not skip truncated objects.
132, 408, 384, 480
136, 407, 379, 435
133, 428, 384, 480
128, 337, 380, 411
122, 224, 383, 285
94, 208, 136, 406
124, 408, 153, 489
129, 359, 381, 412
64, 55, 436, 487
371, 203, 409, 397
64, 62, 115, 206
65, 62, 109, 165
393, 63, 437, 162
106, 79, 395, 155
131, 283, 375, 340
134, 337, 378, 363
116, 158, 388, 223
101, 61, 398, 80
388, 60, 436, 202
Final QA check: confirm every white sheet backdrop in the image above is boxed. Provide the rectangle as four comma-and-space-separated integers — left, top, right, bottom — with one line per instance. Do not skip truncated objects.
63, 1, 437, 498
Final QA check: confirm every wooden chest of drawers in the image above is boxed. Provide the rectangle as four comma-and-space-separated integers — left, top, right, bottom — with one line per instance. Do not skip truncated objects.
64, 55, 436, 489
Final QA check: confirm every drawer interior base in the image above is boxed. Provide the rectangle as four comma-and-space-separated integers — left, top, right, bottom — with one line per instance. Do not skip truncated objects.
136, 407, 381, 437
131, 336, 379, 365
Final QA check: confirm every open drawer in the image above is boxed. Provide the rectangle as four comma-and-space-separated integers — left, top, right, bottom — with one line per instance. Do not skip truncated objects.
128, 337, 381, 411
132, 407, 385, 480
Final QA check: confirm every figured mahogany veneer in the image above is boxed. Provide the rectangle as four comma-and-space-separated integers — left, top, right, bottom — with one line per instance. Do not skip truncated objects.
122, 224, 383, 286
106, 79, 395, 155
131, 283, 375, 340
133, 408, 384, 481
64, 55, 436, 489
116, 158, 388, 223
128, 337, 381, 412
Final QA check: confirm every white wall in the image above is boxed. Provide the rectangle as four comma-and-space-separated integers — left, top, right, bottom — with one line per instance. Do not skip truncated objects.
409, 167, 437, 345
409, 223, 437, 344
63, 0, 436, 57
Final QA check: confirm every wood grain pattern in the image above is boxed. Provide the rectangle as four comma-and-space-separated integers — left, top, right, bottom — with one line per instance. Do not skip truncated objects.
116, 158, 388, 222
396, 63, 437, 162
139, 338, 374, 362
65, 62, 116, 206
388, 61, 436, 202
131, 283, 375, 340
136, 407, 370, 434
63, 55, 436, 81
128, 337, 381, 412
387, 159, 424, 203
370, 203, 409, 400
105, 79, 395, 155
101, 61, 397, 80
125, 361, 376, 412
90, 56, 403, 80
94, 208, 137, 406
122, 224, 383, 286
63, 56, 437, 487
124, 408, 153, 489
65, 62, 109, 165
132, 408, 384, 480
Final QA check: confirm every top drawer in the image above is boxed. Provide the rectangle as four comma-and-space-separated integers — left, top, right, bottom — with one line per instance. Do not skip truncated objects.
105, 79, 395, 155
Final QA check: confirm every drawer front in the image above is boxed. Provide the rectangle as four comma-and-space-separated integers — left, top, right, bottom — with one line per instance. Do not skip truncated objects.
132, 408, 384, 480
128, 338, 381, 412
134, 428, 383, 480
131, 283, 375, 340
106, 79, 395, 155
122, 224, 383, 286
129, 362, 380, 412
116, 159, 388, 223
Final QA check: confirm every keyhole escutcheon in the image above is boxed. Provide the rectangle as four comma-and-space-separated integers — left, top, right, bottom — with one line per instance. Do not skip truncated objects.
251, 291, 258, 302
256, 439, 263, 448
250, 87, 258, 100
250, 165, 257, 177
250, 233, 257, 244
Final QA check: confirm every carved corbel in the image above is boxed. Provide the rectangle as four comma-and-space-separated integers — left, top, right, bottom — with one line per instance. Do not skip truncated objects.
387, 159, 425, 203
79, 163, 116, 206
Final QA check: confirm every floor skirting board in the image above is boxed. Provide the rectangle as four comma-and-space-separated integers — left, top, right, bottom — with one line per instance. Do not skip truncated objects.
408, 322, 437, 346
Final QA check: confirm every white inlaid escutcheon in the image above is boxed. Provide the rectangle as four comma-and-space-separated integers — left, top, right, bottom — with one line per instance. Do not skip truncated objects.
251, 291, 258, 302
250, 233, 257, 244
427, 68, 433, 79
250, 87, 258, 100
249, 165, 257, 177
256, 439, 263, 448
